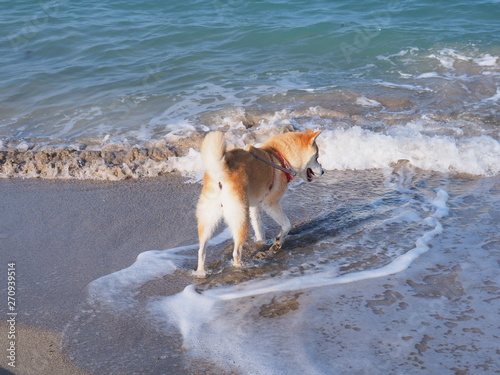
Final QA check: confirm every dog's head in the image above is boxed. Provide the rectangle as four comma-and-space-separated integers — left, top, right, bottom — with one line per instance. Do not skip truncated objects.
299, 129, 324, 182
269, 129, 324, 182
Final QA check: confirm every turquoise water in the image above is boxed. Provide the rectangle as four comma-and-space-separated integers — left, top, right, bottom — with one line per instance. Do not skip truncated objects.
0, 0, 499, 177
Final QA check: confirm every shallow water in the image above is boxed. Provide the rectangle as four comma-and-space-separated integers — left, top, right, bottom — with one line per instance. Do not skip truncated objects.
62, 169, 499, 374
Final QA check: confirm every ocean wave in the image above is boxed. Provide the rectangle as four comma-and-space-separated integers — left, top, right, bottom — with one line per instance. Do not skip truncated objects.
1, 114, 498, 180
2, 45, 499, 180
318, 126, 500, 176
0, 136, 206, 180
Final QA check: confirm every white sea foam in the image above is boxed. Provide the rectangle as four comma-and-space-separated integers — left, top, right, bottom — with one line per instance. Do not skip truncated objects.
356, 96, 382, 107
376, 47, 419, 63
316, 126, 500, 176
144, 188, 449, 374
162, 122, 500, 180
83, 178, 451, 374
473, 53, 498, 67
87, 229, 231, 309
429, 49, 499, 70
2, 118, 498, 180
416, 72, 442, 79
87, 247, 189, 309
375, 80, 432, 92
166, 147, 203, 181
484, 88, 500, 102
163, 190, 447, 302
428, 54, 456, 70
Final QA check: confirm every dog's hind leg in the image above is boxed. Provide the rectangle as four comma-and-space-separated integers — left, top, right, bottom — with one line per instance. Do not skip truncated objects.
221, 189, 249, 268
195, 187, 223, 278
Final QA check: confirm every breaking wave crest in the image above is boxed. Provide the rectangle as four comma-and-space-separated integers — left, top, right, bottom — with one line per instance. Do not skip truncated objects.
1, 113, 498, 180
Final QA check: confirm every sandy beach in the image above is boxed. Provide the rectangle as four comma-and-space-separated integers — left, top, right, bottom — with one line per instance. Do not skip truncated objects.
0, 175, 200, 375
1, 172, 499, 375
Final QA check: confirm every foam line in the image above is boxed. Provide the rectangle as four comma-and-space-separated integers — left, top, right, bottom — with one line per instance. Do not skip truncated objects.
317, 127, 500, 176
163, 188, 449, 303
91, 187, 448, 311
87, 246, 192, 308
148, 188, 450, 374
87, 185, 449, 314
87, 228, 231, 308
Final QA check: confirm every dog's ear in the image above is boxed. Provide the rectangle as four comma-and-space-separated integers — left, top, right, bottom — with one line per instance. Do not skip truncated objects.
306, 129, 322, 144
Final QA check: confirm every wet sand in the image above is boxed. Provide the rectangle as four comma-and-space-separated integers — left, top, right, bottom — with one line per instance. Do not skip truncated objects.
0, 175, 200, 375
0, 174, 498, 374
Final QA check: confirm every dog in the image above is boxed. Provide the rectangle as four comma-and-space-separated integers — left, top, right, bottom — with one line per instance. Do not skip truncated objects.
194, 129, 323, 277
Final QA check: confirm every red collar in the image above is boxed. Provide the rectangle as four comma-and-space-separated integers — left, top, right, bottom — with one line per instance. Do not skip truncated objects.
274, 150, 295, 183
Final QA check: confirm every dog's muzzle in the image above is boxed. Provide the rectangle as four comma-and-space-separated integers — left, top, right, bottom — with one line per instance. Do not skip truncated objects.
306, 167, 324, 182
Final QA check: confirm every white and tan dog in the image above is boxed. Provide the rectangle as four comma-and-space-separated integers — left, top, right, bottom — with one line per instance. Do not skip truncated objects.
195, 129, 323, 277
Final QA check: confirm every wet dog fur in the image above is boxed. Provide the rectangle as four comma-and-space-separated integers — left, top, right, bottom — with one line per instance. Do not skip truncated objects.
195, 129, 323, 277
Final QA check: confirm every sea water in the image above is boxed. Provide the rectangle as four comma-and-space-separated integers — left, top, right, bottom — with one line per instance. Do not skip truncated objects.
3, 1, 499, 374
1, 0, 499, 179
63, 171, 499, 374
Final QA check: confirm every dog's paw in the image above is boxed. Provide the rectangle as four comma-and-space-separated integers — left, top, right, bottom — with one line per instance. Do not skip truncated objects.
253, 251, 269, 260
232, 260, 243, 268
269, 243, 282, 253
253, 245, 281, 260
192, 269, 208, 278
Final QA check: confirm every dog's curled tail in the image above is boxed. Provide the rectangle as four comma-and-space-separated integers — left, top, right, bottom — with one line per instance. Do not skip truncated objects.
201, 131, 227, 182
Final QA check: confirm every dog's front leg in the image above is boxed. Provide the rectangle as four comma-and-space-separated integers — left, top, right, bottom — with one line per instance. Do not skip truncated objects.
264, 203, 291, 253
